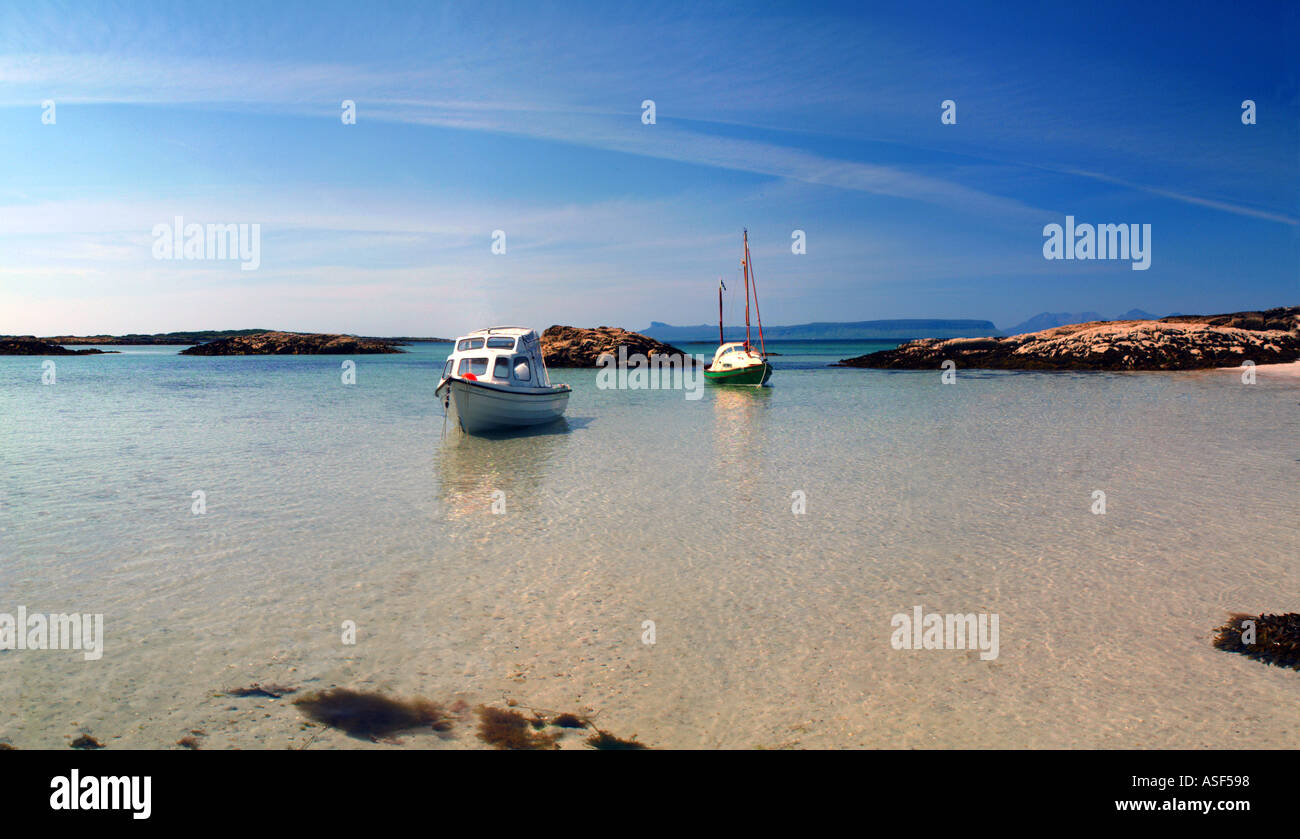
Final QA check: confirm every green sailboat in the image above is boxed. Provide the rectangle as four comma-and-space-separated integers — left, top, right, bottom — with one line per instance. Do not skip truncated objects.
704, 229, 774, 386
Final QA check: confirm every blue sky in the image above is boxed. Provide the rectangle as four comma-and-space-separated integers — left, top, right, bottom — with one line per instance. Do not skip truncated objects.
1, 0, 1296, 336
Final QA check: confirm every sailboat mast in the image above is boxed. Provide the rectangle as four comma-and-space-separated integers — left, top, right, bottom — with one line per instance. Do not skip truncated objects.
717, 278, 724, 346
743, 229, 752, 349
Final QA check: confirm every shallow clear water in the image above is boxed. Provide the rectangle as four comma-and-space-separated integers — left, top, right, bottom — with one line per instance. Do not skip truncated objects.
0, 341, 1296, 749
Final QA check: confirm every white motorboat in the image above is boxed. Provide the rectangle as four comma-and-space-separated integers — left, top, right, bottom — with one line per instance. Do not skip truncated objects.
436, 327, 571, 434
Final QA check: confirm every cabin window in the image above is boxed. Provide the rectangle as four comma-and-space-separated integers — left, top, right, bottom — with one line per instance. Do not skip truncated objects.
457, 338, 485, 351
486, 337, 515, 350
458, 357, 489, 376
442, 359, 453, 378
513, 356, 532, 382
493, 357, 510, 379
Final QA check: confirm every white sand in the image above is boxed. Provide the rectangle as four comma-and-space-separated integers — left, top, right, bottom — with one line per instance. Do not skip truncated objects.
1218, 360, 1300, 377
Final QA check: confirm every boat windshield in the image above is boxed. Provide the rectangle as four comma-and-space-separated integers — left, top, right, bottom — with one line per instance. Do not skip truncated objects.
486, 336, 515, 350
458, 357, 489, 376
457, 338, 485, 351
513, 356, 532, 381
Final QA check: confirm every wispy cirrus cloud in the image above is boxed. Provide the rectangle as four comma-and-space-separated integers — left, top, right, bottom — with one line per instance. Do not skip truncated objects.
1, 2, 1295, 334
5, 45, 1293, 228
0, 51, 1041, 221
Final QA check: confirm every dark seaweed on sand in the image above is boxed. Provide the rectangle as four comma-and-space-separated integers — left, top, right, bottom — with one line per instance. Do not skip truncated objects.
476, 706, 558, 750
551, 713, 586, 729
293, 688, 452, 741
1213, 612, 1300, 670
70, 734, 104, 750
225, 683, 298, 699
586, 730, 648, 750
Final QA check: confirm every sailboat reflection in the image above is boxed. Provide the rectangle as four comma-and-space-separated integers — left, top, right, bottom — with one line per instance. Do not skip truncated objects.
708, 386, 772, 500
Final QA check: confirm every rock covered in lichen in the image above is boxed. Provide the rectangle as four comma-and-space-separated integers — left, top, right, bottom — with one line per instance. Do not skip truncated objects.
0, 337, 110, 355
540, 325, 699, 367
837, 307, 1300, 371
180, 331, 402, 355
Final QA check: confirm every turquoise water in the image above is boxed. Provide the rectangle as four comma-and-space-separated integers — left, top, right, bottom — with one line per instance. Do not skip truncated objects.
0, 341, 1297, 748
675, 339, 898, 368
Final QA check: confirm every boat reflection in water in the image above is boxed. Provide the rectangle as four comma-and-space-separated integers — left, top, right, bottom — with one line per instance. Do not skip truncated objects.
708, 385, 773, 504
434, 417, 582, 521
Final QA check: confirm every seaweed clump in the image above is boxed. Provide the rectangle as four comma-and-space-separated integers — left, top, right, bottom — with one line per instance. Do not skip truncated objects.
70, 734, 104, 750
293, 688, 452, 741
552, 713, 587, 729
476, 706, 558, 750
586, 730, 648, 750
1214, 612, 1300, 669
224, 683, 298, 699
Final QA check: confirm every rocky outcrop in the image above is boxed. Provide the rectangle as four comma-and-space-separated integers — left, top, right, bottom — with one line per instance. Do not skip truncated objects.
836, 307, 1300, 371
540, 325, 700, 367
45, 330, 272, 345
0, 337, 111, 355
179, 331, 403, 355
45, 330, 443, 345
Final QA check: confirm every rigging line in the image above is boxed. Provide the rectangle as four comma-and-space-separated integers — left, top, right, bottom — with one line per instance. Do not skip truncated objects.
748, 239, 767, 358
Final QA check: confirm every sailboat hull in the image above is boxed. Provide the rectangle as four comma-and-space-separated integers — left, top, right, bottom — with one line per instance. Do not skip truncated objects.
704, 361, 772, 386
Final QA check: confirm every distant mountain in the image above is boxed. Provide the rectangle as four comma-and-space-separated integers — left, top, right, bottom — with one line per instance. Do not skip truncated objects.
1118, 309, 1158, 320
1004, 309, 1180, 335
641, 319, 1000, 341
1003, 312, 1104, 336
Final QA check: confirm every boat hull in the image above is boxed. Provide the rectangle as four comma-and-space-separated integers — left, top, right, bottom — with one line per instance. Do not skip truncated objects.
704, 361, 772, 386
436, 377, 570, 434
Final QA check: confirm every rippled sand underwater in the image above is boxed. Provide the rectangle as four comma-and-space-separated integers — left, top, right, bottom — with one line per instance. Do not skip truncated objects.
0, 344, 1296, 749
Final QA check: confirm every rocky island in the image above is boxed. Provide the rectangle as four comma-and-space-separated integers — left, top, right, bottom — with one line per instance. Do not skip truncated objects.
540, 325, 698, 367
0, 337, 113, 355
44, 329, 273, 345
44, 329, 451, 345
836, 307, 1300, 371
180, 331, 403, 355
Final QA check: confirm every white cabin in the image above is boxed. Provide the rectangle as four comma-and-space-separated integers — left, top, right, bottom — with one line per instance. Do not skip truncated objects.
707, 341, 765, 371
439, 326, 556, 390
